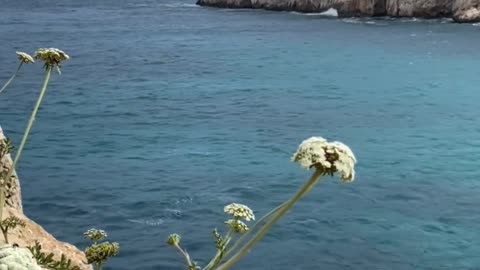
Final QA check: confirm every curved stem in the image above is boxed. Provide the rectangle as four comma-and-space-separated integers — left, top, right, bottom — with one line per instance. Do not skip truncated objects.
223, 200, 288, 258
0, 227, 7, 244
216, 169, 323, 270
0, 62, 23, 95
224, 179, 320, 259
0, 67, 52, 229
0, 189, 4, 229
204, 229, 233, 270
174, 244, 193, 268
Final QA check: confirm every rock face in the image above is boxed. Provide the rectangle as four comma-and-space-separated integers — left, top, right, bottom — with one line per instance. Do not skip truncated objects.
453, 0, 480, 22
196, 0, 480, 22
0, 128, 92, 270
0, 245, 41, 270
198, 0, 386, 16
386, 0, 452, 17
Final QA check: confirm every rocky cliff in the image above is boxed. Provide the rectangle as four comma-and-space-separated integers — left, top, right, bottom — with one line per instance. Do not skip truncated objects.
197, 0, 480, 22
0, 127, 92, 270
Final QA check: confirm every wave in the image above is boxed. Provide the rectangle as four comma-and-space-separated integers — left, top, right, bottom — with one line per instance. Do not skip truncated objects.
291, 8, 338, 17
164, 148, 218, 157
128, 218, 165, 226
341, 18, 362, 24
341, 18, 388, 26
161, 3, 198, 8
127, 3, 198, 8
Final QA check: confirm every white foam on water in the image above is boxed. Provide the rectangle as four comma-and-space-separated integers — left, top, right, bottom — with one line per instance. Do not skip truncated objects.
321, 8, 338, 17
342, 18, 361, 24
128, 218, 165, 226
163, 3, 198, 8
291, 8, 338, 17
131, 3, 198, 8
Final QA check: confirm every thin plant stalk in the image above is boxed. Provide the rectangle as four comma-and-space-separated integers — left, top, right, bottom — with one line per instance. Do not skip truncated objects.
224, 180, 320, 258
174, 243, 193, 268
223, 200, 288, 258
0, 227, 8, 244
216, 169, 323, 270
0, 66, 52, 226
0, 62, 23, 95
0, 190, 5, 233
204, 229, 233, 270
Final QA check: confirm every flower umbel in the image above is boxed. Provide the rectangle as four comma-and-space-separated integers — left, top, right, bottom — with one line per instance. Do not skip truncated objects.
0, 216, 26, 230
224, 203, 255, 221
15, 52, 35, 64
84, 242, 119, 265
84, 229, 107, 242
225, 219, 249, 234
292, 136, 356, 182
0, 216, 26, 244
34, 48, 70, 73
167, 233, 181, 246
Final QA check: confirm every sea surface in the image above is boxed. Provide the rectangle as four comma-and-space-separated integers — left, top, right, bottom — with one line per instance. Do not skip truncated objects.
1, 1, 480, 269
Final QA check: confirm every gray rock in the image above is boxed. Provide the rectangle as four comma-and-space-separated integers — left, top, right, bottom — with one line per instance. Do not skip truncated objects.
453, 0, 480, 22
0, 245, 41, 270
386, 0, 453, 17
197, 0, 387, 16
196, 0, 252, 8
197, 0, 480, 22
335, 0, 386, 17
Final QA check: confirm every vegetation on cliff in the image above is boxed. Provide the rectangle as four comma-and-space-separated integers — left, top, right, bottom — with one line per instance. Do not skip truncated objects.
0, 50, 118, 270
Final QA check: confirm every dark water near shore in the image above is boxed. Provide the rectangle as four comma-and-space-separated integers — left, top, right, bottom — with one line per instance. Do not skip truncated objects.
1, 1, 480, 269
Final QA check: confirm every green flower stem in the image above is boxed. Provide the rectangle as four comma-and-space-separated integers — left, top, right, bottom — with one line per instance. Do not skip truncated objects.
0, 66, 52, 229
0, 226, 8, 244
96, 262, 103, 270
223, 200, 288, 259
224, 181, 319, 258
204, 229, 233, 270
0, 62, 23, 95
0, 189, 4, 231
216, 169, 323, 270
174, 243, 193, 268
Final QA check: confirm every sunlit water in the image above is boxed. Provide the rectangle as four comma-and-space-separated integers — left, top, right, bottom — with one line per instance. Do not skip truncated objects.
1, 1, 480, 269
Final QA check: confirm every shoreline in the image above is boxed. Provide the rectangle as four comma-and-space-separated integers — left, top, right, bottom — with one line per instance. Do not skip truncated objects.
196, 0, 480, 23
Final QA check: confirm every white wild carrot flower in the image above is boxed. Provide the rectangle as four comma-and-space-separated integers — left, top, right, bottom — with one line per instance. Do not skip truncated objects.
225, 219, 249, 234
167, 233, 181, 246
15, 52, 34, 64
34, 48, 70, 74
224, 203, 255, 221
84, 228, 107, 241
0, 52, 35, 95
291, 136, 356, 182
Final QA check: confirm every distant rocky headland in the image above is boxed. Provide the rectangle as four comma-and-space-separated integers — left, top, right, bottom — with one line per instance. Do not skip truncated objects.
196, 0, 480, 23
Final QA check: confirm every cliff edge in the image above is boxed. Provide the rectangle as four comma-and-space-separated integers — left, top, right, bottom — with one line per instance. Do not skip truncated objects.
196, 0, 480, 22
0, 127, 92, 270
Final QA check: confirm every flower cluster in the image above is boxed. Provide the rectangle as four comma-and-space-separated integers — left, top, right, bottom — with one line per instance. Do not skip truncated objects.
224, 203, 255, 221
292, 136, 356, 182
84, 229, 107, 242
15, 52, 35, 64
224, 219, 249, 234
34, 48, 70, 72
0, 216, 26, 231
167, 233, 181, 246
84, 242, 119, 265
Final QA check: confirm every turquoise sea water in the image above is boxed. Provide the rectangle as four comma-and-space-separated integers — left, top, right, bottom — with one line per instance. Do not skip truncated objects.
1, 1, 480, 269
